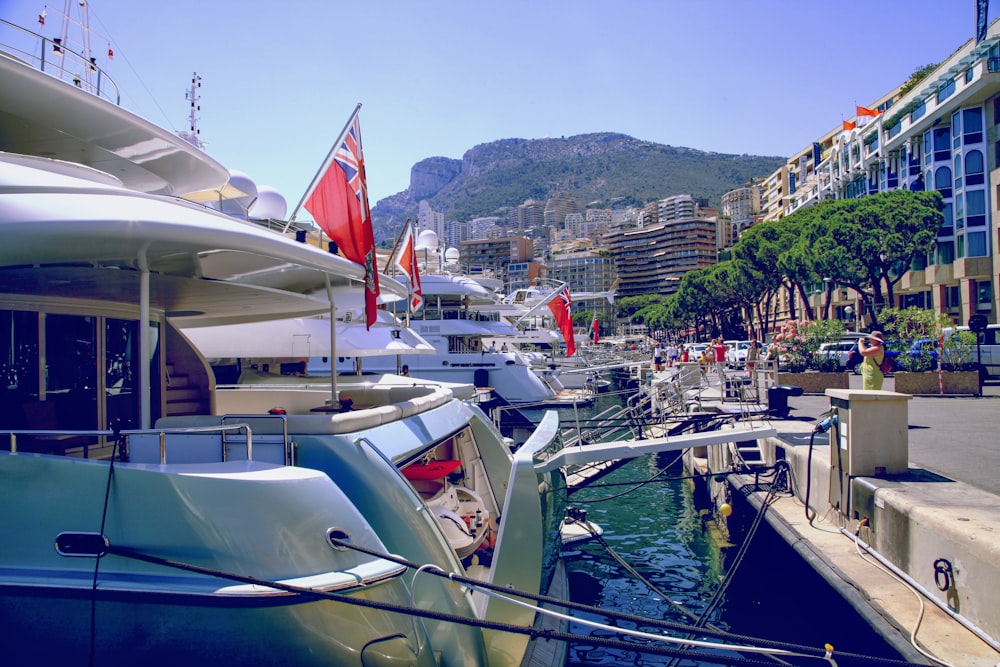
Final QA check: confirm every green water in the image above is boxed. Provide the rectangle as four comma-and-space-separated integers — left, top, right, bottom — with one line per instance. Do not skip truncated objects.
561, 452, 902, 665
523, 387, 903, 666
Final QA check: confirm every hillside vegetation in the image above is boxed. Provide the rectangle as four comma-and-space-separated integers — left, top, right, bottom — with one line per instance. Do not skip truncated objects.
370, 132, 785, 243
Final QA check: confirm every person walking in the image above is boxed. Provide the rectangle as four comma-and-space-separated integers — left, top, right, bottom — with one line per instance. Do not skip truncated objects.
712, 338, 728, 377
745, 336, 759, 375
653, 343, 664, 372
858, 331, 886, 390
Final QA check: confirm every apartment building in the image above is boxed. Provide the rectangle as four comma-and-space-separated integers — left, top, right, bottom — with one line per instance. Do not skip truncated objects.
459, 236, 533, 283
748, 22, 1000, 330
544, 248, 618, 321
606, 216, 717, 299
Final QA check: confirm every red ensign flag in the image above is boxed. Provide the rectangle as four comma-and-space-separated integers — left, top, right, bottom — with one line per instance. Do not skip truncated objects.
393, 222, 424, 312
548, 287, 576, 357
305, 111, 380, 329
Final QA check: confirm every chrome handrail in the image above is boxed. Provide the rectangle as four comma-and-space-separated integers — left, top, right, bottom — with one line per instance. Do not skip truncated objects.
222, 413, 292, 466
122, 424, 254, 465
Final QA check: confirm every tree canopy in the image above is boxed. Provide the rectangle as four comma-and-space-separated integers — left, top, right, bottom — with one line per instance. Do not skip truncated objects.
665, 190, 943, 336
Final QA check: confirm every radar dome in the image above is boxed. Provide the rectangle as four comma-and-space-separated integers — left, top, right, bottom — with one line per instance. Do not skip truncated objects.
248, 185, 288, 220
415, 229, 439, 250
216, 169, 258, 217
444, 247, 460, 263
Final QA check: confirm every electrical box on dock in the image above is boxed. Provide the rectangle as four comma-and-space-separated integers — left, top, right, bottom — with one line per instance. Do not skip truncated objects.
825, 389, 911, 518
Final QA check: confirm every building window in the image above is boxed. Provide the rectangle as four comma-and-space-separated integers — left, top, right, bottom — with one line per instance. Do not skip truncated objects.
969, 231, 988, 257
937, 79, 955, 104
938, 240, 955, 264
911, 100, 926, 123
963, 108, 984, 144
967, 189, 986, 226
966, 67, 975, 84
933, 127, 951, 161
948, 285, 961, 309
940, 201, 954, 235
965, 150, 985, 186
954, 155, 963, 190
934, 166, 953, 199
956, 193, 965, 229
978, 280, 993, 306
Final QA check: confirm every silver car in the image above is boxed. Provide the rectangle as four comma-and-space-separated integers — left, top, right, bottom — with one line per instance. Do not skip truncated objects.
817, 340, 859, 371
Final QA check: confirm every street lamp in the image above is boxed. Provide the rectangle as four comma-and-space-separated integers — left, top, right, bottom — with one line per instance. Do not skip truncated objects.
845, 305, 855, 332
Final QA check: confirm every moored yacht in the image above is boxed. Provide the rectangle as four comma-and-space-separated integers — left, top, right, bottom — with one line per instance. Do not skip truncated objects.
0, 15, 780, 666
0, 18, 567, 666
308, 249, 593, 407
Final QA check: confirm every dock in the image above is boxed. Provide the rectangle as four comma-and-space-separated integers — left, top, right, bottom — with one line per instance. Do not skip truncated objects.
674, 368, 1000, 666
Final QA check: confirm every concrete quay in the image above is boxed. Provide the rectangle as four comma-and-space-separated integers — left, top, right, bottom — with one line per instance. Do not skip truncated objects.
727, 375, 1000, 666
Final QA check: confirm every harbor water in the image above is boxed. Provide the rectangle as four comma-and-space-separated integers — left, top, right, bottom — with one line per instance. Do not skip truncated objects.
522, 385, 904, 666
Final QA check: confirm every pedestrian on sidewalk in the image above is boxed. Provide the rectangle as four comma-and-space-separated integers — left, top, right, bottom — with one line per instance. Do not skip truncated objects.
712, 338, 727, 377
745, 336, 760, 375
858, 331, 886, 390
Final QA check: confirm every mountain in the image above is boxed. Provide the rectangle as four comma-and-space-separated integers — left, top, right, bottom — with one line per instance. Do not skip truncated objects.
370, 132, 785, 243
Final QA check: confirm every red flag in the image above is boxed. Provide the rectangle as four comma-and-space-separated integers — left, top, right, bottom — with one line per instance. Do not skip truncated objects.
548, 287, 576, 357
856, 105, 879, 117
304, 112, 380, 329
591, 316, 600, 344
842, 120, 856, 131
393, 222, 423, 312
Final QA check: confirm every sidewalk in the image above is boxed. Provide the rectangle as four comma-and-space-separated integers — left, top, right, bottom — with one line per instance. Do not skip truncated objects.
784, 374, 1000, 496
747, 376, 1000, 665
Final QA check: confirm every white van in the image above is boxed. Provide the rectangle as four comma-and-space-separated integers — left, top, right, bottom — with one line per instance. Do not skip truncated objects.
943, 324, 1000, 379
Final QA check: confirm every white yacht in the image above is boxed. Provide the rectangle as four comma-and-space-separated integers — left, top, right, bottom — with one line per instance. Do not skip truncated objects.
0, 15, 777, 666
0, 17, 567, 666
307, 236, 592, 407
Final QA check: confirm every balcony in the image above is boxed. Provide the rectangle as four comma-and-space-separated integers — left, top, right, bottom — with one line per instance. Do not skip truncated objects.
953, 256, 992, 280
900, 269, 925, 291
924, 263, 953, 284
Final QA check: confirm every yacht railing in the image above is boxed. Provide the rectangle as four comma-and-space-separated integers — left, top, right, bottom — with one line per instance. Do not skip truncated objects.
0, 18, 121, 104
1, 422, 275, 466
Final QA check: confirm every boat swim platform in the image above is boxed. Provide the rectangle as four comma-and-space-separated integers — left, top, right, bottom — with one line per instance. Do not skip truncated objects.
698, 379, 1000, 667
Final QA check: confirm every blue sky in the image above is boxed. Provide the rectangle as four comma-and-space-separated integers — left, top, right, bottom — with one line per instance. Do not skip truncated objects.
5, 1, 991, 209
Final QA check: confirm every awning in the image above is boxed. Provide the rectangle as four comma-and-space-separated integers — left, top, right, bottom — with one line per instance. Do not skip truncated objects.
180, 315, 435, 359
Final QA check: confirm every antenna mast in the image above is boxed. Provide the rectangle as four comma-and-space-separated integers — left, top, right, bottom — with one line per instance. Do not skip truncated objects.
178, 73, 204, 149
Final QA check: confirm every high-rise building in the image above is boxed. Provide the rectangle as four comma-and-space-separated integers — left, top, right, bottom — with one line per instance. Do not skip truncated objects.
543, 192, 583, 228
544, 248, 618, 321
510, 200, 546, 230
417, 201, 445, 241
721, 178, 764, 242
459, 236, 534, 283
757, 24, 1000, 329
606, 215, 717, 299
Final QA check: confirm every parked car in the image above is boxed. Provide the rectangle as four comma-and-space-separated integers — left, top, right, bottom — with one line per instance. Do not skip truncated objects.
726, 340, 752, 367
886, 339, 938, 372
944, 324, 1000, 379
817, 341, 858, 371
848, 339, 939, 374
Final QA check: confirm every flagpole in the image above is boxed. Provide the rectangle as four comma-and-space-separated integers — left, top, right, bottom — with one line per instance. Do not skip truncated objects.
283, 102, 362, 233
383, 218, 408, 274
325, 276, 338, 403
